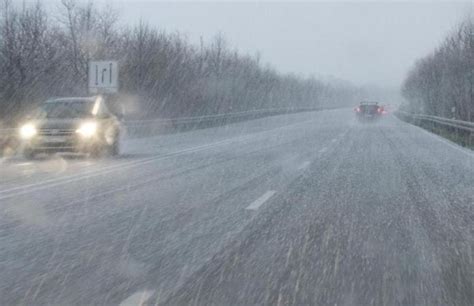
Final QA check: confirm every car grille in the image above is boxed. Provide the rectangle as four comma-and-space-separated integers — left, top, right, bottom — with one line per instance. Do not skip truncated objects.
38, 129, 75, 136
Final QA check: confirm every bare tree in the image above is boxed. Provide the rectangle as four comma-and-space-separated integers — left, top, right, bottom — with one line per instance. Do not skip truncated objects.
0, 0, 363, 122
403, 17, 474, 121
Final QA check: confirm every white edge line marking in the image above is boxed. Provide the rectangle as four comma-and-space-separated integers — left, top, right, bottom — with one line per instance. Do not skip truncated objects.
0, 138, 232, 195
119, 290, 154, 306
298, 161, 311, 170
0, 117, 318, 198
394, 115, 474, 158
0, 140, 233, 200
0, 134, 263, 198
246, 190, 277, 210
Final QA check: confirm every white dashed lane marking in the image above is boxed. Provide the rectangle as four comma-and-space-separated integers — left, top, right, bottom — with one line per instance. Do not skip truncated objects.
120, 290, 154, 306
246, 190, 277, 211
298, 161, 311, 170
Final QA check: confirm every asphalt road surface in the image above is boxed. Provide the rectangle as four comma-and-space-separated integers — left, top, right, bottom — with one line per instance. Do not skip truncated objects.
0, 109, 473, 305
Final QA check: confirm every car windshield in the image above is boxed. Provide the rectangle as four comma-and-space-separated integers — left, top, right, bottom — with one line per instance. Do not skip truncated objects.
40, 100, 94, 119
1, 1, 473, 306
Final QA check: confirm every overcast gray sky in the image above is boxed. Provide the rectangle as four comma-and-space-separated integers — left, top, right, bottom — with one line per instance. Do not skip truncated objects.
112, 1, 471, 88
25, 0, 474, 88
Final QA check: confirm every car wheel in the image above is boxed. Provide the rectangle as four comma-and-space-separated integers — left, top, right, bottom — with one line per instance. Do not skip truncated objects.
89, 146, 103, 158
103, 127, 119, 156
107, 130, 120, 156
23, 148, 36, 159
110, 136, 120, 156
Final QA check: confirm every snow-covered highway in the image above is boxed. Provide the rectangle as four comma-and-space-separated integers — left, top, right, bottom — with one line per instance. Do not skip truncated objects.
0, 109, 473, 305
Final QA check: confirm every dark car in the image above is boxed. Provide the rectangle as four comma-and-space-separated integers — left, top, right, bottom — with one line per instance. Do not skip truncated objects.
19, 96, 121, 159
354, 101, 384, 121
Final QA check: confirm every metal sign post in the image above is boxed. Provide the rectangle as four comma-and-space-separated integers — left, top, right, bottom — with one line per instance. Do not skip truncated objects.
88, 61, 119, 94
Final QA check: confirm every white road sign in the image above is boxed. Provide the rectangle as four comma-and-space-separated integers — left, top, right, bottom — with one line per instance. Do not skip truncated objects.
88, 61, 119, 94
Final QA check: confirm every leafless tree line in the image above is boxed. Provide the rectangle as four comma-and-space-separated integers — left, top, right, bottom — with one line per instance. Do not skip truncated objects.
402, 17, 474, 121
0, 0, 365, 123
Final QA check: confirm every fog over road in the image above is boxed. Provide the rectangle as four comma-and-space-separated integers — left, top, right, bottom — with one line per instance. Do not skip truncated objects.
0, 109, 473, 305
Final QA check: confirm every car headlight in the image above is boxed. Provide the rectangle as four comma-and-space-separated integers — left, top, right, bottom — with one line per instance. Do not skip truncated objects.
20, 123, 37, 139
76, 122, 97, 138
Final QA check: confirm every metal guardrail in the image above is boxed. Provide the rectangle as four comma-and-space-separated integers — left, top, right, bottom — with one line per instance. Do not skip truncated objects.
125, 107, 319, 125
124, 107, 321, 136
396, 110, 474, 133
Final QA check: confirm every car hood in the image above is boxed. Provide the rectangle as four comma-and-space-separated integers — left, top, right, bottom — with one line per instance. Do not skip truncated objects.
31, 119, 87, 130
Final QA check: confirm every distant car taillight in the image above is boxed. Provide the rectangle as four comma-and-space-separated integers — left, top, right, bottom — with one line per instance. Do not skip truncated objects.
355, 107, 361, 112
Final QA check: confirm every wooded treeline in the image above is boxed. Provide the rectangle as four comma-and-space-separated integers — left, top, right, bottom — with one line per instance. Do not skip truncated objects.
0, 0, 365, 123
402, 18, 474, 121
